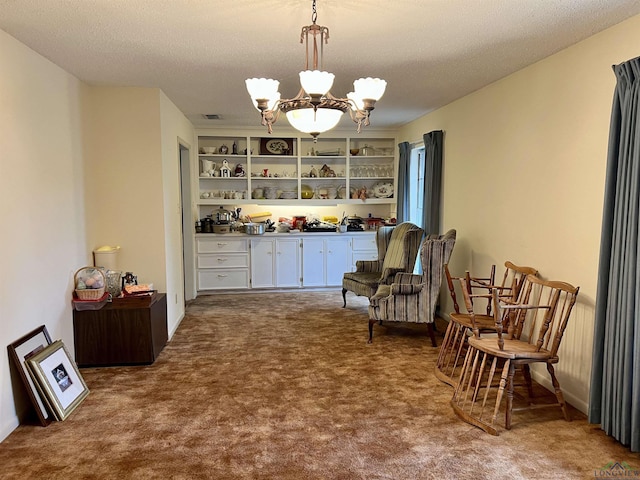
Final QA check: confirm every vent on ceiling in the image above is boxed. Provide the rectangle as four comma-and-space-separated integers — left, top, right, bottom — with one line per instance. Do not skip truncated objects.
203, 114, 222, 120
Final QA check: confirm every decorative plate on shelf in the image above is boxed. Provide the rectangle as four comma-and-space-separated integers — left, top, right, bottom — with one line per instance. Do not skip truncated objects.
260, 138, 294, 155
372, 182, 394, 198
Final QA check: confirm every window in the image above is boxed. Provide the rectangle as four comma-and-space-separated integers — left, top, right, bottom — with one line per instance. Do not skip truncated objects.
407, 145, 425, 229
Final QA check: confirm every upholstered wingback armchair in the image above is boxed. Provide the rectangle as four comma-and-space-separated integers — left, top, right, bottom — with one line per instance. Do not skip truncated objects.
368, 229, 456, 345
342, 222, 424, 307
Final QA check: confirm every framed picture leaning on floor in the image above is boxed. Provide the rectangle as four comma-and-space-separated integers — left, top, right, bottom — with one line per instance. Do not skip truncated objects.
26, 339, 89, 421
8, 325, 53, 426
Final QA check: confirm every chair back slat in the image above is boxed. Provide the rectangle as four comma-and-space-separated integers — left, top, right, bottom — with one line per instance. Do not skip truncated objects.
489, 275, 579, 355
443, 264, 461, 314
500, 261, 539, 302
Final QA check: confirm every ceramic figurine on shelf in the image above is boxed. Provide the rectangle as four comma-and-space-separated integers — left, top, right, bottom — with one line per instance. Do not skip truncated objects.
219, 144, 229, 154
234, 163, 246, 177
310, 165, 318, 177
232, 141, 238, 154
219, 159, 231, 178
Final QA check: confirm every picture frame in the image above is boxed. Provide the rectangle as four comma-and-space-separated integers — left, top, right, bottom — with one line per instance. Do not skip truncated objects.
259, 137, 294, 156
8, 325, 53, 426
26, 339, 89, 421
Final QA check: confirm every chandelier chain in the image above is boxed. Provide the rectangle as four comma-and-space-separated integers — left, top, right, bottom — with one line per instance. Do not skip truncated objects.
312, 0, 317, 24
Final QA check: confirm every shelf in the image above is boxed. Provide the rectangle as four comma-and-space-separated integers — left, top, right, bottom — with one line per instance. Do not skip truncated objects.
197, 132, 397, 208
198, 198, 393, 206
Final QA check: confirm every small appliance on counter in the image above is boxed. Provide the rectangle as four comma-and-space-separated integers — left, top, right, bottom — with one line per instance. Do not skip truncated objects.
346, 216, 365, 231
213, 206, 233, 233
303, 220, 340, 233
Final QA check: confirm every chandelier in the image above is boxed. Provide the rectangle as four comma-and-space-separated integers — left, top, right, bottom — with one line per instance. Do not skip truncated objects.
245, 0, 386, 140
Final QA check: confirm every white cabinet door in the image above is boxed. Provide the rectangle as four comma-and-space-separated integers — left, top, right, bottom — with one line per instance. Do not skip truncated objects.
302, 238, 326, 287
275, 238, 301, 287
326, 238, 350, 286
250, 238, 275, 288
302, 236, 350, 287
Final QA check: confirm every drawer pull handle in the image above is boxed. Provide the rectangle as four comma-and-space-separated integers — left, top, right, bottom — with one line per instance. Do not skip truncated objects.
217, 258, 228, 262
217, 274, 228, 278
217, 242, 228, 246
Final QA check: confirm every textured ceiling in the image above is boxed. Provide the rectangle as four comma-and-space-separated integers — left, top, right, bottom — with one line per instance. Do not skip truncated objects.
1, 0, 639, 130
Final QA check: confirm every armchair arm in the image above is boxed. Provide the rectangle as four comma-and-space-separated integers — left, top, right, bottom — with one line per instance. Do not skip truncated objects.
355, 259, 382, 273
390, 282, 424, 296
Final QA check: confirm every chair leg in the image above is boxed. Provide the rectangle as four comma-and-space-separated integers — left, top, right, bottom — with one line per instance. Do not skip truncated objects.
504, 362, 516, 430
522, 364, 534, 400
547, 363, 571, 421
342, 288, 347, 308
368, 319, 376, 343
427, 323, 437, 347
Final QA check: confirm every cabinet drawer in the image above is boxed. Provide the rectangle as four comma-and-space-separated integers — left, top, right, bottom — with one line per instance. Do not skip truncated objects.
198, 253, 249, 269
197, 238, 248, 253
198, 269, 249, 290
352, 235, 377, 251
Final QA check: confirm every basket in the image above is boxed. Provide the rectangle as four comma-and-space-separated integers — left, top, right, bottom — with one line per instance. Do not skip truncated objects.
74, 266, 106, 300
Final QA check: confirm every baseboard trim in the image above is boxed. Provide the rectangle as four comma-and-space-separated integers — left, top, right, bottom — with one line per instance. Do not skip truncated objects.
168, 312, 185, 341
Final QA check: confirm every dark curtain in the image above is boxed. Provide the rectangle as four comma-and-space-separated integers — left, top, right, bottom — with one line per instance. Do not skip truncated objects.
396, 141, 411, 222
589, 56, 640, 452
422, 130, 444, 234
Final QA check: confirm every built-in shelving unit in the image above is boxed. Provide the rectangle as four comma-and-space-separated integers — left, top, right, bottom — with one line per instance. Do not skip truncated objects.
196, 133, 397, 211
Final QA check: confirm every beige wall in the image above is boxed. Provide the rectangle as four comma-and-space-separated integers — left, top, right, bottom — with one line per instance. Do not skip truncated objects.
0, 30, 88, 439
83, 87, 166, 288
83, 86, 195, 340
1, 34, 195, 440
399, 14, 640, 412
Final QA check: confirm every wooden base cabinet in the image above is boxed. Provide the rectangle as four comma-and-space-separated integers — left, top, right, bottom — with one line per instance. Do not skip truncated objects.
73, 293, 168, 367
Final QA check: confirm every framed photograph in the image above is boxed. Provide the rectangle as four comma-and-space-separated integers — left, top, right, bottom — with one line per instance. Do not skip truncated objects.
26, 340, 89, 421
260, 137, 294, 156
8, 326, 53, 426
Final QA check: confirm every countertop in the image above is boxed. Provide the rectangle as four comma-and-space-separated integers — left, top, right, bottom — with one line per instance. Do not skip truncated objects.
195, 230, 376, 237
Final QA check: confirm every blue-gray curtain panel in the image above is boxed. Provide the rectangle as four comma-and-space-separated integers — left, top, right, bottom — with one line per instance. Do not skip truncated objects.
396, 141, 411, 222
422, 131, 444, 234
589, 56, 640, 452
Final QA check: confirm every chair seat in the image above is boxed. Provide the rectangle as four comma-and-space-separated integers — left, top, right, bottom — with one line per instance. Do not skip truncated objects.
468, 337, 553, 361
450, 312, 495, 330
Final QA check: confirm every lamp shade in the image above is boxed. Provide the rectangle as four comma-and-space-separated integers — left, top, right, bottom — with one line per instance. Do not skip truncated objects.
299, 70, 335, 96
347, 91, 364, 110
245, 78, 280, 110
285, 107, 343, 134
353, 77, 387, 101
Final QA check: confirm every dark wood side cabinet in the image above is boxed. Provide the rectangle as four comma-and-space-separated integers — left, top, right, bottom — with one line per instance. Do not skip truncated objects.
73, 293, 168, 367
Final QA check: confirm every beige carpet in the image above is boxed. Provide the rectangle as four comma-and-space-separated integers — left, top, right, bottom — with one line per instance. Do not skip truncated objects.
0, 291, 637, 479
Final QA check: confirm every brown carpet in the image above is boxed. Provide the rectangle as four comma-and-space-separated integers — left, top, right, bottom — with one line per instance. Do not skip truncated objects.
0, 291, 637, 479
